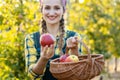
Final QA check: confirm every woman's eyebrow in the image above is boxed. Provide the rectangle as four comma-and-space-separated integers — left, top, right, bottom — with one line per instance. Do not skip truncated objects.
44, 5, 50, 7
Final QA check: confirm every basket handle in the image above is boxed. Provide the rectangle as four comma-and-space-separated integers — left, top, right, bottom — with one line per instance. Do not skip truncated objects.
65, 39, 92, 61
79, 39, 92, 61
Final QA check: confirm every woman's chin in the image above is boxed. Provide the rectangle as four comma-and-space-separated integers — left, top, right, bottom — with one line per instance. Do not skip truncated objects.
47, 20, 59, 25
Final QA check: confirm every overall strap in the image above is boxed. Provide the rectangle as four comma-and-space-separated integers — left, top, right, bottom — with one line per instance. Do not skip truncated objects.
66, 30, 76, 38
33, 32, 41, 60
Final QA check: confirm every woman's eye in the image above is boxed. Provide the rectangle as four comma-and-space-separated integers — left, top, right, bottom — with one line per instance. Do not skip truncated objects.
45, 7, 50, 10
54, 7, 60, 10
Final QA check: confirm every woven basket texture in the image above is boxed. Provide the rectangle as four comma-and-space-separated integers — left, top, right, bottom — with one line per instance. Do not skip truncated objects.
50, 40, 105, 80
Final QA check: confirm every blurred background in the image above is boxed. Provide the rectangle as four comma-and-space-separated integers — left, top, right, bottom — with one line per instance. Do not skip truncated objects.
0, 0, 120, 80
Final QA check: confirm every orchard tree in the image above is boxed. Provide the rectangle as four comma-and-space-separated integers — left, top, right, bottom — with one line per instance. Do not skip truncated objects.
109, 0, 120, 72
68, 0, 120, 72
0, 0, 41, 79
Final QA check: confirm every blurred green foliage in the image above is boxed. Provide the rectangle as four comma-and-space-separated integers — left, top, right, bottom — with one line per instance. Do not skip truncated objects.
0, 0, 41, 79
0, 0, 120, 79
68, 0, 120, 59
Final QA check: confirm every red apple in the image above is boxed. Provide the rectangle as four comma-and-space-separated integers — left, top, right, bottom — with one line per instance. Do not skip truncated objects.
40, 33, 55, 47
59, 54, 69, 62
65, 55, 79, 62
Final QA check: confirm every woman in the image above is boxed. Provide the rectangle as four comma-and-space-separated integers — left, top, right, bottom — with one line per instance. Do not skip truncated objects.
25, 0, 82, 80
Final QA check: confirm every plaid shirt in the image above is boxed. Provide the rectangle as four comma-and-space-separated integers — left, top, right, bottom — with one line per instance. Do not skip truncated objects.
25, 30, 82, 80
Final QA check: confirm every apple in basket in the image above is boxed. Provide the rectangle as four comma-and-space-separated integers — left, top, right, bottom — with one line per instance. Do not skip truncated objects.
59, 54, 69, 62
65, 55, 79, 62
40, 33, 55, 47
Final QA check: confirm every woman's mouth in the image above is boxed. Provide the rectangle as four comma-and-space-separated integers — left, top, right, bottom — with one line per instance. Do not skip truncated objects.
48, 16, 57, 20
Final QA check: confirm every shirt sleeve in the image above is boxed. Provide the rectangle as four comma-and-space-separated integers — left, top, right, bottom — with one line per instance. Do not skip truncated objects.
25, 34, 43, 79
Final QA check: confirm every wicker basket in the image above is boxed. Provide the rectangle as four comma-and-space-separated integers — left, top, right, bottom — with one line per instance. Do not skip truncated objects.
50, 40, 105, 80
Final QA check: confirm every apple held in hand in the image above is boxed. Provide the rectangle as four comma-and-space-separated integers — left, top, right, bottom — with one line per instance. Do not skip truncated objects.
59, 54, 69, 62
65, 55, 79, 62
40, 33, 55, 47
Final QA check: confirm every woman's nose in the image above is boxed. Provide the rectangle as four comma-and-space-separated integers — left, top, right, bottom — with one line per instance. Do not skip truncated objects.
49, 9, 55, 15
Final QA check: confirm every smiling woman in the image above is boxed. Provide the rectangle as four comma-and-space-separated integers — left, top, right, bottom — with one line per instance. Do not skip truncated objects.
25, 0, 82, 80
42, 0, 64, 25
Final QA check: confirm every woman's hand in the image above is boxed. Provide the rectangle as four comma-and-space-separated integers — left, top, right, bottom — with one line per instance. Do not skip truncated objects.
66, 36, 79, 49
41, 44, 55, 60
66, 36, 80, 56
32, 44, 55, 74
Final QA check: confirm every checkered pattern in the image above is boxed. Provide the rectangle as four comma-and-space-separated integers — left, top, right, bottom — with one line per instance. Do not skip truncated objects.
25, 30, 82, 79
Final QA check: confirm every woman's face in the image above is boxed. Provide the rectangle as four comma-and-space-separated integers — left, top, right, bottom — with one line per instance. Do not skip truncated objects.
42, 0, 64, 25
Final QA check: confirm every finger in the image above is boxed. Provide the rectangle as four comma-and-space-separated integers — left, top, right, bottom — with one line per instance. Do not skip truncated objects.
41, 46, 43, 51
66, 39, 71, 47
73, 36, 79, 44
46, 45, 54, 57
67, 37, 78, 48
70, 39, 78, 48
74, 36, 78, 40
68, 37, 73, 43
72, 44, 77, 47
72, 37, 76, 43
43, 45, 48, 54
68, 39, 74, 48
50, 44, 54, 53
41, 46, 46, 56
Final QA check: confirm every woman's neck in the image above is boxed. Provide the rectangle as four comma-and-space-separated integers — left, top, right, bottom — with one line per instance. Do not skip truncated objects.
46, 23, 59, 37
